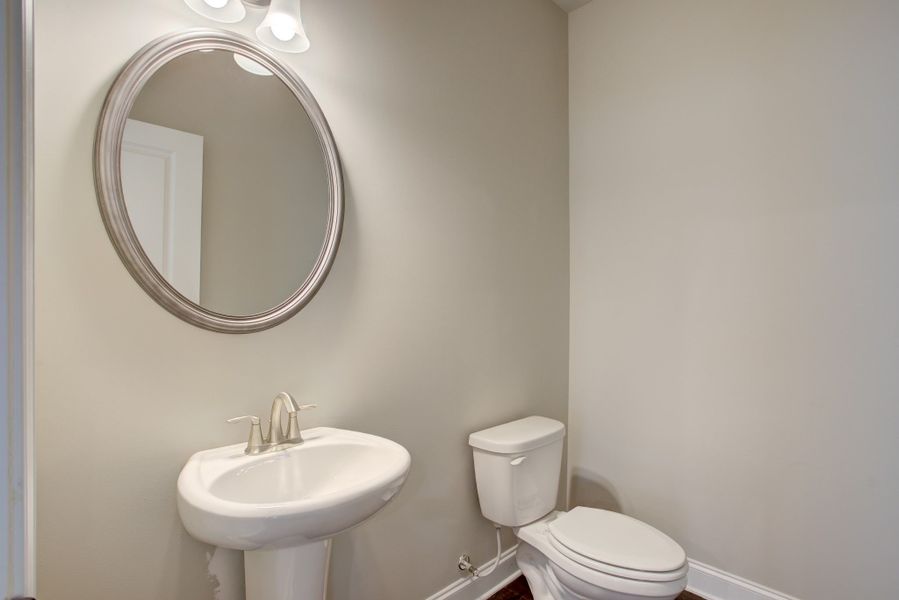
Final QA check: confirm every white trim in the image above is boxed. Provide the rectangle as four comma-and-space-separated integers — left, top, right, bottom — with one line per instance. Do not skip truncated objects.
687, 559, 801, 600
22, 0, 36, 593
1, 0, 34, 598
422, 551, 803, 600
425, 545, 521, 600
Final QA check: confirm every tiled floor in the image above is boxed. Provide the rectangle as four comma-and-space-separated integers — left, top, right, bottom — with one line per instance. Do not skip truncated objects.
487, 575, 704, 600
485, 576, 532, 600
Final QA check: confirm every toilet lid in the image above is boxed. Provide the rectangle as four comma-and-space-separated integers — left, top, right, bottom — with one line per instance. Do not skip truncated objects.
548, 507, 686, 573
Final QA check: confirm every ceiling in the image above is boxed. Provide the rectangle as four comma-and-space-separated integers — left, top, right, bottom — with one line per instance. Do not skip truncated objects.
551, 0, 593, 12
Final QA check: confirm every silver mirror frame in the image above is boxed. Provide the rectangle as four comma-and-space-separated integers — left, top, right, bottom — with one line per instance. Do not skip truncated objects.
94, 29, 343, 334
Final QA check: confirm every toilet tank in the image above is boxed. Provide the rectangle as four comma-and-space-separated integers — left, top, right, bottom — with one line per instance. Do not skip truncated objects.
468, 416, 566, 527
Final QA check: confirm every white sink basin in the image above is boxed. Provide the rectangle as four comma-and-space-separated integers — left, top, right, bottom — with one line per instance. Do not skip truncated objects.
178, 427, 411, 549
177, 427, 411, 599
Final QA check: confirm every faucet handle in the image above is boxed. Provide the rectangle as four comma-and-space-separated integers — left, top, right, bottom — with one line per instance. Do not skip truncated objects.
227, 415, 260, 425
287, 404, 317, 441
227, 415, 265, 455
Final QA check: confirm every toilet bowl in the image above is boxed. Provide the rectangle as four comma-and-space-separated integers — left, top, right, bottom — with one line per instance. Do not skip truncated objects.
469, 417, 687, 600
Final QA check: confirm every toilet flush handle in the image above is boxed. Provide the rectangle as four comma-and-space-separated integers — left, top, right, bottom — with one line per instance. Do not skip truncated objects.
510, 456, 527, 466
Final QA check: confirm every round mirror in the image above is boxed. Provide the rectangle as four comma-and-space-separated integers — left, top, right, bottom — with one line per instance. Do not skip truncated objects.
95, 30, 343, 333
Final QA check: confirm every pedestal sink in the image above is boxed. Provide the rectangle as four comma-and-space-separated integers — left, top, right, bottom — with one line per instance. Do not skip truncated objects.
177, 427, 411, 600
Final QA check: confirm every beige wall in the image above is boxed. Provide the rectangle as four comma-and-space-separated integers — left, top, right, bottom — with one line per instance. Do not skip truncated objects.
569, 1, 899, 598
35, 1, 568, 599
130, 50, 330, 315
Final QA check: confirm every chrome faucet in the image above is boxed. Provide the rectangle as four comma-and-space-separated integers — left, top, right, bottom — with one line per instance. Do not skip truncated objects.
228, 392, 317, 455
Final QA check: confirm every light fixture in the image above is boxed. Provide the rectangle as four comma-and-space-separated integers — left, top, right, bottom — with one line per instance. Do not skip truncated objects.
183, 0, 311, 53
256, 0, 310, 53
233, 53, 274, 76
183, 0, 246, 24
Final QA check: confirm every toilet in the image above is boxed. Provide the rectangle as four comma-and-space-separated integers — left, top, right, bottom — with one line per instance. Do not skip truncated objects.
469, 416, 688, 600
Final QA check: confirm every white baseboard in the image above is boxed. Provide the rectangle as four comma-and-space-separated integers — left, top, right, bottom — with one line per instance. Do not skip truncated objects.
688, 559, 801, 600
425, 551, 799, 600
425, 545, 521, 600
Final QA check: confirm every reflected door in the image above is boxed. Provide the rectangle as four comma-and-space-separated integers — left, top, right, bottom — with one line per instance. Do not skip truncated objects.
121, 118, 203, 302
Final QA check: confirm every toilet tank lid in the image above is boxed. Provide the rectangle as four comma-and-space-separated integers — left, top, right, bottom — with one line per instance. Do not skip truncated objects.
469, 416, 565, 454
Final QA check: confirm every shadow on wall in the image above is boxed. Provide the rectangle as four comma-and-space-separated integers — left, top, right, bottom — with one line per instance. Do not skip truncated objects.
569, 468, 622, 513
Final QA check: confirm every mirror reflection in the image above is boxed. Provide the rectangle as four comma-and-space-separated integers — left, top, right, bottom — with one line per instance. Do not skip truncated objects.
122, 49, 329, 316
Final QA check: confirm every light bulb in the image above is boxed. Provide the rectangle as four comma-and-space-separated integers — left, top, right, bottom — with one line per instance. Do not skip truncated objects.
256, 0, 310, 53
184, 0, 246, 23
270, 17, 297, 42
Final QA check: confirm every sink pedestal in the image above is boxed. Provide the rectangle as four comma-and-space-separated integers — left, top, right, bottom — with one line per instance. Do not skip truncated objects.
245, 540, 332, 600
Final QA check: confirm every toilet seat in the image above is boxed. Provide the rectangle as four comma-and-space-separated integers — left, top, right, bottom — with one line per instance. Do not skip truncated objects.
547, 536, 686, 583
516, 510, 688, 598
547, 507, 687, 582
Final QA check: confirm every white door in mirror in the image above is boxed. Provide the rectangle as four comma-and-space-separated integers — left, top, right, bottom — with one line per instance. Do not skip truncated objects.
122, 119, 203, 302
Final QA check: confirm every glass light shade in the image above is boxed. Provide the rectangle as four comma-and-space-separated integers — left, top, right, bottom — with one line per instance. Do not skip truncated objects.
233, 53, 274, 76
183, 0, 246, 24
256, 0, 310, 53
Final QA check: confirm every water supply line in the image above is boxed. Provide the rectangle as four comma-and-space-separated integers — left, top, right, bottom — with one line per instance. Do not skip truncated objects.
458, 524, 502, 579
